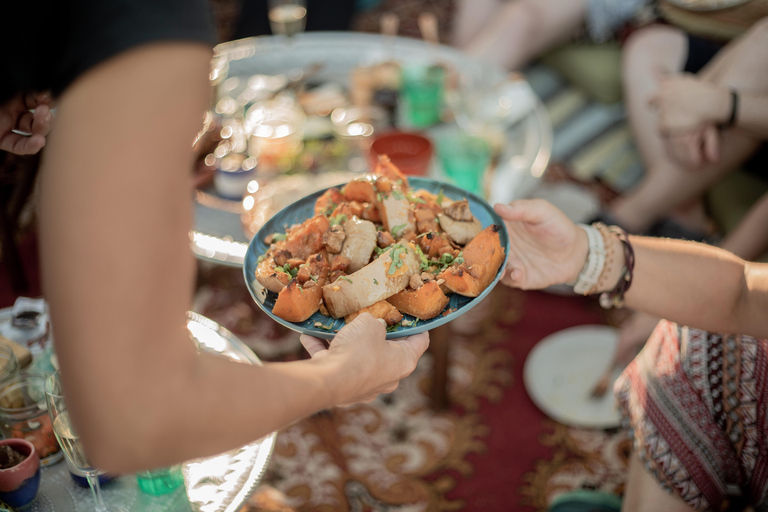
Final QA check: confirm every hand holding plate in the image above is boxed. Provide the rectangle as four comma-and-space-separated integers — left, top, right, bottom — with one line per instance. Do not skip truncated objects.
300, 313, 429, 406
493, 199, 588, 290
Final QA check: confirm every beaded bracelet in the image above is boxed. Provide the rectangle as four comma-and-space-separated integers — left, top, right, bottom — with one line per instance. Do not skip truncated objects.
596, 225, 635, 309
571, 224, 605, 295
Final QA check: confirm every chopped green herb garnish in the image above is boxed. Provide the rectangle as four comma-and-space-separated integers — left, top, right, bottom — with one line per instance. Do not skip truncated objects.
330, 214, 348, 226
271, 233, 286, 242
454, 252, 464, 265
373, 246, 385, 255
391, 224, 407, 238
313, 322, 334, 331
387, 245, 407, 275
257, 255, 266, 263
413, 245, 430, 271
408, 195, 426, 204
275, 263, 298, 278
386, 323, 401, 332
339, 276, 353, 284
376, 192, 385, 202
373, 279, 379, 285
310, 275, 318, 282
436, 189, 445, 205
391, 190, 405, 200
323, 203, 337, 216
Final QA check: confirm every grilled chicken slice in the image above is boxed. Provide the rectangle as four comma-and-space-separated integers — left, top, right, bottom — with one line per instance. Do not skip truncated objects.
437, 214, 482, 245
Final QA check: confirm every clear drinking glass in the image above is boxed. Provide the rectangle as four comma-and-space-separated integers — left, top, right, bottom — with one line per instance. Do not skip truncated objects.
44, 372, 125, 512
267, 0, 307, 39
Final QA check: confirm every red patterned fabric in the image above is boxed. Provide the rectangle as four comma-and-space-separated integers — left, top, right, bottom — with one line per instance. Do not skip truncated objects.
615, 320, 768, 512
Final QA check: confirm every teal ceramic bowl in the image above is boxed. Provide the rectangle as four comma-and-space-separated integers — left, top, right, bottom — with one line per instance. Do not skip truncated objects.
243, 177, 510, 339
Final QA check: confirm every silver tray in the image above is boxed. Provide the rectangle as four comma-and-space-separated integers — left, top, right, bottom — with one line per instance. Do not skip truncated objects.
20, 311, 275, 512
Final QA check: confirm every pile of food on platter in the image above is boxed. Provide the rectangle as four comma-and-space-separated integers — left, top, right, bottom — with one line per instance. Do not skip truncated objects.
253, 155, 506, 329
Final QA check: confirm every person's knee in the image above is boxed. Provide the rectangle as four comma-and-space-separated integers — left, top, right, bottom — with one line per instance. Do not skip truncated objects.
622, 25, 686, 77
746, 16, 768, 46
510, 0, 544, 43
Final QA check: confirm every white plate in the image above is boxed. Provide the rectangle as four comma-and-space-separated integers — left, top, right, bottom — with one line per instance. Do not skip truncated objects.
524, 325, 622, 429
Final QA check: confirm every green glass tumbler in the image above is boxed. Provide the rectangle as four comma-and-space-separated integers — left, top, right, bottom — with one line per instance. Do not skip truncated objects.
437, 133, 491, 196
401, 65, 445, 129
136, 465, 183, 496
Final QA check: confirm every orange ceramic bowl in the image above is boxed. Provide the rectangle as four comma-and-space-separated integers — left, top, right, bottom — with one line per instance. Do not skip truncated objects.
368, 131, 433, 176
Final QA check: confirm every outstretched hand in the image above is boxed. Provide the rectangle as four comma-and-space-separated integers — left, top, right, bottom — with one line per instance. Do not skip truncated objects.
493, 199, 587, 290
299, 313, 429, 406
0, 92, 54, 155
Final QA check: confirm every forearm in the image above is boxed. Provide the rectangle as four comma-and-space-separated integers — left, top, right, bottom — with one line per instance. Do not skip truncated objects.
87, 339, 339, 472
612, 236, 768, 337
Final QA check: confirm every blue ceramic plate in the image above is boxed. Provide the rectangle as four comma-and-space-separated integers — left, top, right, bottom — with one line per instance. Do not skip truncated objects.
243, 177, 510, 339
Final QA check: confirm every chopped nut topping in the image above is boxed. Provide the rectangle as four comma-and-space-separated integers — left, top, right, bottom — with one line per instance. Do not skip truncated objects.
323, 224, 346, 254
273, 249, 292, 267
409, 274, 423, 290
377, 230, 395, 248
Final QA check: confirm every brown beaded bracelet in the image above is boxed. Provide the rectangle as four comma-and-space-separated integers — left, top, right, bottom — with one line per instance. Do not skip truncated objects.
596, 225, 635, 309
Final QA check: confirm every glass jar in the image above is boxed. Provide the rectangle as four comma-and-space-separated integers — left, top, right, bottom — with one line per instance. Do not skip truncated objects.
0, 370, 62, 466
0, 344, 19, 386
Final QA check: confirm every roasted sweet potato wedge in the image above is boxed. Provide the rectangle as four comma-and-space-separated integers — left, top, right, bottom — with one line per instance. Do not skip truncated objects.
437, 264, 489, 297
387, 281, 449, 320
345, 300, 403, 325
343, 177, 377, 203
438, 225, 505, 297
374, 154, 409, 188
272, 279, 324, 322
284, 215, 331, 260
254, 254, 291, 293
418, 231, 453, 259
272, 254, 330, 322
315, 188, 345, 216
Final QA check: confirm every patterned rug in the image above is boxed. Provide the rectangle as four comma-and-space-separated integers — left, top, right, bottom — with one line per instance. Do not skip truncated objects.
192, 266, 632, 512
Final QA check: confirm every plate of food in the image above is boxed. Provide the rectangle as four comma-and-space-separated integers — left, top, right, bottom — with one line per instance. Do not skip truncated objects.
243, 157, 510, 340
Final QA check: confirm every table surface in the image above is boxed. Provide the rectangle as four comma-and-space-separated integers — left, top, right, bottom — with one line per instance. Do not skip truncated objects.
0, 309, 275, 512
192, 31, 552, 267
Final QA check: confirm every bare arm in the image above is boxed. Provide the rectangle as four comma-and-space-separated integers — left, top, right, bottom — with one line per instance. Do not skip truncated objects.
494, 200, 768, 339
39, 43, 427, 473
621, 237, 768, 337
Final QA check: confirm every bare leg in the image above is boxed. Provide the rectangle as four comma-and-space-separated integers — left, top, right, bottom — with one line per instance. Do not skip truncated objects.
720, 192, 768, 261
622, 454, 696, 512
451, 0, 503, 48
621, 26, 687, 170
458, 0, 587, 70
611, 25, 764, 233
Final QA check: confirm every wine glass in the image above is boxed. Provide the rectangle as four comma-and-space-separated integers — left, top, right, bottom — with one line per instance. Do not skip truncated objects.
267, 0, 307, 39
44, 372, 126, 512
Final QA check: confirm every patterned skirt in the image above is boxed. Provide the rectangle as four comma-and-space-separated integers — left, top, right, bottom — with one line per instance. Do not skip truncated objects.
615, 320, 768, 512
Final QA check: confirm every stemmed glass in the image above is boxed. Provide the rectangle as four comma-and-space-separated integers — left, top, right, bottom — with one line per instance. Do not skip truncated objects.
44, 372, 126, 512
267, 0, 307, 39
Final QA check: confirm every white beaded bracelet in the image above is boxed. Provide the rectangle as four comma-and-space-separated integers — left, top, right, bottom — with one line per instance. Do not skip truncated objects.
571, 224, 606, 295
